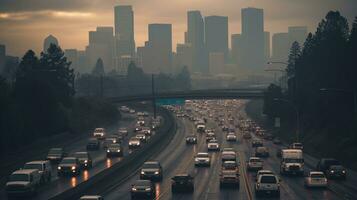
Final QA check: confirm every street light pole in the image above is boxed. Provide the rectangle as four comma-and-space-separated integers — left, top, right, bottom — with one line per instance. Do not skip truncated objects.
274, 98, 300, 142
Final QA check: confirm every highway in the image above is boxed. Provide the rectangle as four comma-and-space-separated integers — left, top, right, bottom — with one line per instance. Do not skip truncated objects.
0, 109, 154, 200
103, 100, 354, 200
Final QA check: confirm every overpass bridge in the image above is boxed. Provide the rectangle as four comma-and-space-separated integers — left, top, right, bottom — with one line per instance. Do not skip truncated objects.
107, 88, 265, 103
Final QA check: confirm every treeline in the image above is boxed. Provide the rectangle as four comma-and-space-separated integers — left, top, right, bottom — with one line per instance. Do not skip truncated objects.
76, 61, 192, 97
0, 45, 120, 155
263, 11, 357, 168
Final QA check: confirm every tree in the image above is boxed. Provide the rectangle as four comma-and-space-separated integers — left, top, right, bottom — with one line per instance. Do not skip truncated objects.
286, 41, 301, 78
176, 66, 191, 90
92, 58, 105, 76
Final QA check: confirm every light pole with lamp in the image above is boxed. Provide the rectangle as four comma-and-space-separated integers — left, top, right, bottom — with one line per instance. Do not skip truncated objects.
274, 98, 300, 142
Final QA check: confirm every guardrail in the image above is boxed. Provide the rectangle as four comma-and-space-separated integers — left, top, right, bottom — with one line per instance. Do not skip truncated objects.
50, 107, 177, 200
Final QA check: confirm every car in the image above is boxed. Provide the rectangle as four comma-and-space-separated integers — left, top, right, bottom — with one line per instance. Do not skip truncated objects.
6, 169, 41, 197
226, 133, 237, 142
137, 120, 145, 126
86, 138, 100, 151
129, 109, 136, 114
186, 135, 198, 144
141, 127, 152, 136
206, 132, 216, 142
273, 138, 282, 145
255, 170, 274, 181
46, 148, 66, 163
207, 139, 220, 151
131, 180, 155, 199
118, 128, 128, 137
197, 124, 206, 133
129, 137, 142, 149
222, 151, 237, 162
103, 136, 120, 148
290, 142, 303, 150
106, 143, 124, 157
171, 174, 194, 193
326, 165, 347, 179
222, 161, 239, 174
220, 169, 240, 188
80, 195, 104, 200
93, 128, 106, 140
140, 161, 163, 181
120, 105, 130, 113
74, 152, 93, 169
316, 158, 346, 179
255, 147, 269, 157
247, 157, 263, 171
304, 171, 328, 188
23, 160, 52, 183
134, 126, 142, 132
222, 126, 229, 131
135, 133, 147, 143
252, 140, 263, 147
57, 157, 81, 176
194, 152, 211, 167
255, 174, 280, 197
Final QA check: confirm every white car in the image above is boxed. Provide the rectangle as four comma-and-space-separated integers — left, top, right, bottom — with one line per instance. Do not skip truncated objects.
23, 160, 52, 183
207, 140, 220, 151
226, 133, 237, 142
93, 128, 105, 139
247, 157, 263, 171
256, 170, 274, 181
255, 174, 280, 197
194, 152, 211, 167
304, 171, 328, 188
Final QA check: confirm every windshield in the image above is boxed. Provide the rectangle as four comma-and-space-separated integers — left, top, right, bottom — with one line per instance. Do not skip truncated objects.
61, 158, 76, 164
311, 174, 325, 178
197, 154, 209, 157
109, 144, 120, 148
74, 153, 88, 158
143, 163, 159, 168
10, 174, 29, 182
49, 149, 62, 154
284, 158, 303, 163
24, 164, 42, 170
261, 176, 277, 183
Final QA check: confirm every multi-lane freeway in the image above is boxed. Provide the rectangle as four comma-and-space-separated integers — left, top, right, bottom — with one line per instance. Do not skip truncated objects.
2, 100, 357, 200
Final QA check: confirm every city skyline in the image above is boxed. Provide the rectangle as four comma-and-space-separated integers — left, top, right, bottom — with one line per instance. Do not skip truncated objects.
1, 0, 356, 56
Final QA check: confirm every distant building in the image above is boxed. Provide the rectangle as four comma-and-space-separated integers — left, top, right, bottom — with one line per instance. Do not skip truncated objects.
272, 33, 289, 62
175, 43, 193, 73
115, 55, 141, 75
231, 34, 242, 66
64, 49, 78, 71
43, 35, 59, 52
240, 7, 265, 70
209, 52, 225, 75
264, 31, 270, 62
205, 16, 229, 62
114, 5, 135, 57
288, 26, 308, 48
86, 27, 115, 72
141, 24, 172, 74
187, 11, 205, 73
77, 50, 88, 74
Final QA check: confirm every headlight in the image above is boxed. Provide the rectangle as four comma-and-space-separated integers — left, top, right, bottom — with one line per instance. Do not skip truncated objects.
71, 166, 76, 170
117, 150, 120, 152
129, 142, 132, 145
154, 171, 159, 175
58, 166, 61, 170
132, 188, 137, 191
84, 160, 88, 163
330, 170, 334, 173
342, 170, 346, 173
145, 188, 151, 191
141, 171, 145, 175
113, 140, 117, 143
107, 150, 110, 153
195, 158, 199, 162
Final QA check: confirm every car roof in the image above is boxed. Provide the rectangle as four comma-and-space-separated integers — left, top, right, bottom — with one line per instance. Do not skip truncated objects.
80, 195, 102, 199
144, 161, 159, 165
26, 160, 48, 165
250, 157, 261, 160
63, 157, 76, 160
13, 169, 38, 174
258, 170, 273, 174
310, 171, 324, 175
197, 152, 209, 155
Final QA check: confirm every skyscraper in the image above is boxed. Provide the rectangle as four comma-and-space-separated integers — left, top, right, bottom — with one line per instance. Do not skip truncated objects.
86, 27, 115, 72
264, 31, 271, 62
175, 43, 193, 73
205, 16, 229, 62
141, 24, 172, 74
231, 34, 242, 66
187, 11, 205, 73
64, 49, 78, 72
288, 26, 308, 48
272, 33, 289, 62
241, 7, 265, 70
43, 35, 58, 52
114, 5, 135, 57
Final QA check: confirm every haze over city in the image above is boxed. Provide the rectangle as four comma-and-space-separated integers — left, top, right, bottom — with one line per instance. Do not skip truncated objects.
1, 0, 356, 56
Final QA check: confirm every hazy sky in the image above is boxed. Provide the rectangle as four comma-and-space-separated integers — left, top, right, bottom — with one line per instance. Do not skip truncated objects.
0, 0, 356, 57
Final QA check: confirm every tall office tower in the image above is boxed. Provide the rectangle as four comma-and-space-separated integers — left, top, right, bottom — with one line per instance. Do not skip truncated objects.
187, 11, 205, 73
231, 34, 242, 66
86, 27, 115, 72
141, 24, 172, 74
241, 7, 265, 70
288, 26, 308, 48
114, 5, 135, 57
43, 35, 59, 52
272, 33, 289, 62
175, 43, 193, 73
0, 44, 5, 74
64, 49, 78, 71
209, 52, 225, 75
77, 50, 88, 73
264, 31, 271, 62
205, 16, 229, 63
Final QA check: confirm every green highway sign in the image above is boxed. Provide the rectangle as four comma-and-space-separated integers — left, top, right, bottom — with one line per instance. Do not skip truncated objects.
156, 98, 185, 105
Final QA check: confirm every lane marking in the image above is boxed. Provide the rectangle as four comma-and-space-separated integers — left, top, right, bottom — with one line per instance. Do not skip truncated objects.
238, 151, 253, 200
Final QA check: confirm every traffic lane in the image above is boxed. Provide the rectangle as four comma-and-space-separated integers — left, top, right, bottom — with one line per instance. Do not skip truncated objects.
103, 117, 192, 200
0, 113, 138, 200
239, 130, 341, 200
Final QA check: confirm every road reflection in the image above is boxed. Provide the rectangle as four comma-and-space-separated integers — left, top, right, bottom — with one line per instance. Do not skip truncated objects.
155, 183, 161, 199
83, 170, 89, 181
106, 158, 112, 168
70, 177, 77, 187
